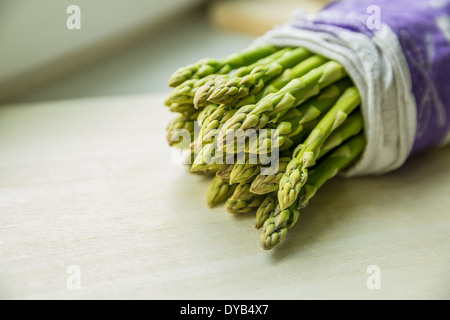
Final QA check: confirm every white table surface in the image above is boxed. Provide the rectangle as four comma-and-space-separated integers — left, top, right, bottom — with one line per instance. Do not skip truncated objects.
0, 93, 449, 300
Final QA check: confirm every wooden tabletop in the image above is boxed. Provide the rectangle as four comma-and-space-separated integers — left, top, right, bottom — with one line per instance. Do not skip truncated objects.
0, 94, 449, 299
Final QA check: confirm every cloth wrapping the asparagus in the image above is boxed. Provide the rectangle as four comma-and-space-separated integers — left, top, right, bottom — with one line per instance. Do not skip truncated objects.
253, 0, 450, 176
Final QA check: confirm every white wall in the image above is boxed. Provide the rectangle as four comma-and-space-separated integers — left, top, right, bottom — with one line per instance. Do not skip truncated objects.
0, 0, 205, 101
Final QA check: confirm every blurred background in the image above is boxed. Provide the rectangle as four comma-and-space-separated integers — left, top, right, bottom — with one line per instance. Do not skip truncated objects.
0, 0, 329, 105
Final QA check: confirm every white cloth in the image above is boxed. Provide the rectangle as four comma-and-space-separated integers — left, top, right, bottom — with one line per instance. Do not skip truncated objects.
251, 9, 417, 176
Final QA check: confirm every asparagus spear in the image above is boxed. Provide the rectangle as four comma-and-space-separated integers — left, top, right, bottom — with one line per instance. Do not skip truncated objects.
278, 86, 361, 210
215, 163, 235, 181
299, 133, 367, 208
317, 110, 364, 159
166, 115, 196, 148
261, 133, 366, 249
225, 182, 264, 214
229, 157, 261, 184
197, 106, 238, 146
255, 55, 328, 99
260, 202, 300, 250
193, 48, 293, 108
197, 103, 219, 127
168, 44, 280, 87
195, 47, 314, 107
250, 156, 291, 195
206, 176, 238, 207
194, 54, 326, 113
167, 102, 196, 114
166, 75, 217, 106
247, 119, 318, 155
169, 60, 230, 88
246, 78, 352, 154
255, 193, 277, 229
218, 61, 347, 145
191, 142, 225, 173
197, 58, 333, 149
237, 109, 362, 193
191, 139, 242, 174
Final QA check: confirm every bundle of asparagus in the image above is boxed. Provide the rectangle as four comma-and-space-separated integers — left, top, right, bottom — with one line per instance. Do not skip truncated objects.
164, 45, 366, 250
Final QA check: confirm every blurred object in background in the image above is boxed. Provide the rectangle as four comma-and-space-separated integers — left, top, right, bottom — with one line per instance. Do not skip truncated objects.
0, 0, 206, 104
209, 0, 331, 36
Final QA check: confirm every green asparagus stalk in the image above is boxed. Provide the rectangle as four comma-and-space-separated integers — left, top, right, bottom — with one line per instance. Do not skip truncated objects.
299, 133, 366, 208
246, 78, 352, 154
255, 55, 328, 99
197, 103, 219, 127
217, 61, 347, 145
317, 110, 364, 159
190, 142, 223, 173
278, 86, 361, 210
215, 163, 235, 181
197, 58, 332, 149
169, 60, 229, 88
260, 202, 300, 250
194, 54, 326, 113
193, 48, 293, 108
195, 47, 314, 107
250, 156, 291, 195
166, 75, 217, 106
225, 182, 264, 214
242, 110, 361, 193
229, 157, 261, 184
206, 176, 238, 207
249, 119, 319, 155
255, 193, 277, 229
191, 140, 240, 174
261, 133, 366, 249
216, 124, 298, 159
197, 106, 238, 146
167, 102, 196, 114
228, 47, 291, 78
168, 44, 280, 87
166, 115, 196, 148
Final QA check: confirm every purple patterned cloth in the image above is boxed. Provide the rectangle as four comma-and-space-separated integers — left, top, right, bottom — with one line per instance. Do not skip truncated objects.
292, 0, 450, 155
